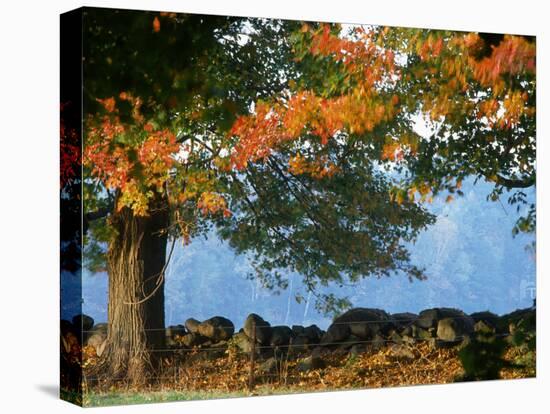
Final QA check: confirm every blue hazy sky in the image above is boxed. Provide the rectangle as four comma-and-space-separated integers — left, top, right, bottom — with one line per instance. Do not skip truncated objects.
62, 178, 535, 330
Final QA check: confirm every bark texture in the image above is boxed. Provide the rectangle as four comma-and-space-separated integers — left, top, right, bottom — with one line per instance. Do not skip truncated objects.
95, 197, 169, 385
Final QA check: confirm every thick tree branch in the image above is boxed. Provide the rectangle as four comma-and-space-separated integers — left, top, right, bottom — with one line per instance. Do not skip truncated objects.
495, 174, 536, 189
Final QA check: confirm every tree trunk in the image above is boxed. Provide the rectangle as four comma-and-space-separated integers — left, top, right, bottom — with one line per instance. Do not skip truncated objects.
96, 196, 169, 386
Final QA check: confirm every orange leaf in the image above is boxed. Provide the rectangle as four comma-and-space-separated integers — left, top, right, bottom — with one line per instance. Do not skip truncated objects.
153, 17, 161, 33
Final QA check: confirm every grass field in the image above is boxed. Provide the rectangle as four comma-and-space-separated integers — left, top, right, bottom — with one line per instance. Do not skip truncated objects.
82, 386, 318, 407
83, 390, 248, 407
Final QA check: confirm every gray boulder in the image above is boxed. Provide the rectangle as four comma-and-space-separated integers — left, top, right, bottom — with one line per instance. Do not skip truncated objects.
198, 316, 234, 342
470, 311, 500, 327
86, 323, 108, 356
288, 335, 310, 354
436, 316, 474, 342
391, 312, 418, 329
401, 335, 415, 345
203, 341, 228, 360
412, 325, 434, 340
500, 307, 536, 334
89, 322, 108, 333
322, 322, 350, 344
184, 318, 201, 334
474, 320, 496, 334
165, 324, 186, 347
389, 330, 403, 344
416, 308, 468, 329
326, 308, 391, 343
244, 313, 272, 345
303, 325, 323, 343
270, 326, 293, 347
258, 357, 278, 375
291, 325, 305, 336
389, 344, 415, 360
296, 352, 325, 372
349, 344, 367, 357
232, 331, 254, 354
400, 325, 413, 336
367, 334, 386, 351
180, 332, 209, 348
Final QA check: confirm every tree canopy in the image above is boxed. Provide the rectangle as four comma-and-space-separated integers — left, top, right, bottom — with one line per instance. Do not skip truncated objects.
231, 24, 535, 236
80, 10, 444, 312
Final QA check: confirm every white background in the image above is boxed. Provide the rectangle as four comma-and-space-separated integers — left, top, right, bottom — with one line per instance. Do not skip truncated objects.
0, 0, 548, 412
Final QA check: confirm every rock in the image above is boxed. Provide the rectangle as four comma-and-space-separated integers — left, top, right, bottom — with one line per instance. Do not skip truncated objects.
416, 308, 468, 329
87, 335, 107, 357
470, 311, 500, 327
180, 332, 208, 348
60, 319, 74, 334
391, 312, 418, 329
61, 330, 79, 355
86, 324, 108, 356
296, 353, 325, 372
321, 322, 350, 344
258, 357, 278, 375
389, 330, 403, 344
437, 315, 474, 342
390, 344, 415, 359
244, 313, 272, 345
198, 316, 235, 342
457, 335, 472, 349
400, 325, 413, 336
288, 335, 310, 354
185, 318, 201, 334
367, 334, 386, 351
401, 335, 415, 345
323, 308, 392, 344
166, 324, 186, 337
312, 345, 332, 358
72, 314, 94, 333
426, 338, 438, 350
342, 334, 362, 348
412, 325, 433, 340
203, 341, 228, 360
90, 323, 108, 334
211, 340, 228, 349
500, 307, 536, 334
232, 331, 254, 354
303, 324, 323, 343
292, 325, 305, 336
474, 320, 496, 334
471, 312, 503, 335
60, 320, 77, 347
165, 324, 186, 346
349, 343, 368, 357
270, 326, 293, 347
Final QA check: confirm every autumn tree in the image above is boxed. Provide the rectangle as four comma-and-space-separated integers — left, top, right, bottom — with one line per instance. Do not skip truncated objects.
82, 9, 302, 384
78, 9, 434, 385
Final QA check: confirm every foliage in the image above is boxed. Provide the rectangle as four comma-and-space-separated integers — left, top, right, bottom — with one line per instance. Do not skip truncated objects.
457, 333, 509, 381
81, 339, 534, 406
230, 24, 535, 235
81, 10, 436, 313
